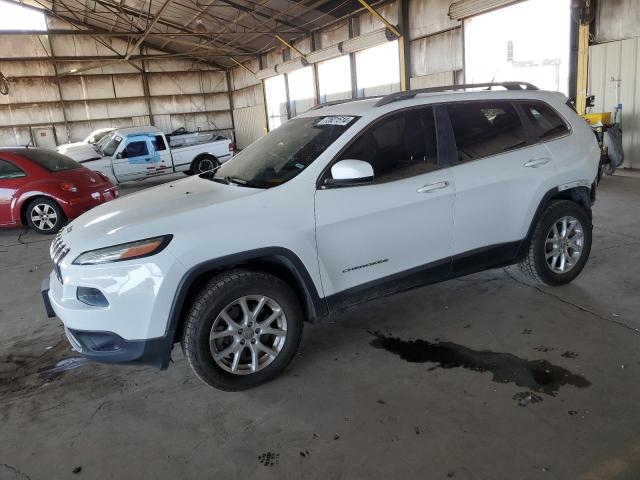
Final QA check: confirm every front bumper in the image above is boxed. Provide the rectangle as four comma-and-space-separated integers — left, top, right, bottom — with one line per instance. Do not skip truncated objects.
42, 276, 173, 369
65, 328, 172, 368
42, 241, 185, 369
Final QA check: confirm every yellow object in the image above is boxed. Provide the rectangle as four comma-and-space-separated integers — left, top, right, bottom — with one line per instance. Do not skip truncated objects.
582, 112, 612, 125
398, 36, 407, 91
576, 24, 589, 116
356, 0, 401, 38
275, 35, 307, 59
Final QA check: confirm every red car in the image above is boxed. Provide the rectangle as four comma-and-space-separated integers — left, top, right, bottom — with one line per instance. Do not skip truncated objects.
0, 148, 118, 234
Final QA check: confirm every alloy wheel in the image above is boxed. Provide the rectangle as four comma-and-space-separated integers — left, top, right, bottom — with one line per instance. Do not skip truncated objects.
30, 203, 58, 231
209, 295, 288, 375
545, 215, 584, 274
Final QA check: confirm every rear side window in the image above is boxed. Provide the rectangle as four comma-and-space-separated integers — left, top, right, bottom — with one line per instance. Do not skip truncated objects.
521, 101, 570, 141
123, 141, 149, 158
0, 159, 26, 179
13, 149, 80, 172
338, 106, 439, 183
447, 101, 526, 163
152, 135, 167, 151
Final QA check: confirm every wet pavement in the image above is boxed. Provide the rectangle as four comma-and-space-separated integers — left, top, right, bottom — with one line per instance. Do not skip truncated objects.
1, 172, 640, 479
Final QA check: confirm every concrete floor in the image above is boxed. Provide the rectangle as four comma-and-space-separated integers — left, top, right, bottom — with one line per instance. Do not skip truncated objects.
1, 172, 639, 480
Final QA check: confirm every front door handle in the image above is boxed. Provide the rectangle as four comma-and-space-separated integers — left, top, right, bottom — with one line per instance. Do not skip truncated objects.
417, 181, 449, 193
524, 157, 551, 168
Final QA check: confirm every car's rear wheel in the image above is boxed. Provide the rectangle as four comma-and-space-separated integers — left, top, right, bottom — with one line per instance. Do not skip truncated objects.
181, 269, 303, 391
26, 198, 65, 235
519, 200, 592, 286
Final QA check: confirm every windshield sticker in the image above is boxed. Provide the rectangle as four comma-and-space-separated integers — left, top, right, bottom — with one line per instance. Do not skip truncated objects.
317, 116, 355, 126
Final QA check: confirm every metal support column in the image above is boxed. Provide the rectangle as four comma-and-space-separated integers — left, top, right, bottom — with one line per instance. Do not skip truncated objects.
348, 17, 358, 99
398, 0, 411, 91
311, 33, 321, 105
140, 47, 154, 125
576, 23, 589, 115
226, 69, 236, 143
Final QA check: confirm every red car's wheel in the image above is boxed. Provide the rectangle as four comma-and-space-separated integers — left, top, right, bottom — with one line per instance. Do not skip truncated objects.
26, 197, 65, 234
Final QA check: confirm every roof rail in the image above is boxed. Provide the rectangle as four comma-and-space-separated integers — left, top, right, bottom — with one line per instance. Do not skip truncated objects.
309, 96, 384, 111
374, 82, 539, 107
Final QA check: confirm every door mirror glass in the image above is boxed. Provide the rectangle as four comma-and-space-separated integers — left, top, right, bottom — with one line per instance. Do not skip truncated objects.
327, 159, 374, 185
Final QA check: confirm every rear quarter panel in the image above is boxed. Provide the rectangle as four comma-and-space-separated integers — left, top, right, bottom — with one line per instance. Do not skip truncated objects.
541, 95, 600, 187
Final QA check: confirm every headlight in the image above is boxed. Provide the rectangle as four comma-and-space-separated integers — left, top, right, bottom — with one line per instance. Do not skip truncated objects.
73, 235, 172, 265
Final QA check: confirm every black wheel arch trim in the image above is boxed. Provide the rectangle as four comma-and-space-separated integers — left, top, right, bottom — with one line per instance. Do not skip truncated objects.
520, 184, 592, 258
164, 247, 327, 347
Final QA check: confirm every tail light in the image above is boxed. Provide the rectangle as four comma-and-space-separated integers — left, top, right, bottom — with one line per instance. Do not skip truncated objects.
229, 142, 236, 152
60, 182, 78, 193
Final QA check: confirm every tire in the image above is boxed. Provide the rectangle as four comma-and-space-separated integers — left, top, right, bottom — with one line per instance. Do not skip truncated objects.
519, 200, 592, 286
181, 269, 304, 391
26, 197, 65, 235
191, 155, 219, 175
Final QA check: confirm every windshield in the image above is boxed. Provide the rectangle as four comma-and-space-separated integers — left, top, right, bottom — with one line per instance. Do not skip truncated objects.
15, 149, 81, 172
213, 115, 358, 188
99, 134, 123, 157
87, 130, 113, 144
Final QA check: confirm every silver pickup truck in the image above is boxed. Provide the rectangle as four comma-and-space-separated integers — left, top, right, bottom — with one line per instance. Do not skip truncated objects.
68, 126, 234, 184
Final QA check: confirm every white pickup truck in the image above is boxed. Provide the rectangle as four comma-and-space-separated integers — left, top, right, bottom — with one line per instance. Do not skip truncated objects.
73, 126, 234, 184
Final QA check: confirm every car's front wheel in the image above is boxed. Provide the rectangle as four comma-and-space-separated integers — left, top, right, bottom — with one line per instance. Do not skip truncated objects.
26, 197, 65, 234
519, 200, 592, 286
181, 270, 303, 391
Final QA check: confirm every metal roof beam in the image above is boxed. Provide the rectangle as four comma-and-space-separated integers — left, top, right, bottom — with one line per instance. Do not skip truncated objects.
0, 29, 301, 36
214, 0, 311, 34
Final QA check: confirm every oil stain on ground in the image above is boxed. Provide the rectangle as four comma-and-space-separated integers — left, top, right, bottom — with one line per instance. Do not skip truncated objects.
369, 331, 590, 396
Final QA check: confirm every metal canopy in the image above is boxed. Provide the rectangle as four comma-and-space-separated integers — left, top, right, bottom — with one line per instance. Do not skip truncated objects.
6, 0, 366, 69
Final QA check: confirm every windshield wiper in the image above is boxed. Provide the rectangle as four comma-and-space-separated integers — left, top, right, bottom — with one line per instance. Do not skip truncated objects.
211, 176, 251, 186
225, 176, 248, 185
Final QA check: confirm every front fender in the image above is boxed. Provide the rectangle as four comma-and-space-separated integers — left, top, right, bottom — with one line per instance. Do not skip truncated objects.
166, 247, 329, 344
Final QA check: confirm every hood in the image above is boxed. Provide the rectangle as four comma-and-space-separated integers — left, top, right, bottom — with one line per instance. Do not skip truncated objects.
57, 141, 87, 153
61, 175, 261, 251
58, 144, 102, 161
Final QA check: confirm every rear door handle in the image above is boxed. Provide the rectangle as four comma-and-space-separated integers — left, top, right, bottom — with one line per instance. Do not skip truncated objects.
524, 157, 551, 168
417, 181, 449, 193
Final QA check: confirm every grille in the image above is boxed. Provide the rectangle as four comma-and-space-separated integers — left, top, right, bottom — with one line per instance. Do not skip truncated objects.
50, 233, 70, 283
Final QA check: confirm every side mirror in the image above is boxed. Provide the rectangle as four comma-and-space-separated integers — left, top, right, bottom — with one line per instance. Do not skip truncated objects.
116, 152, 125, 159
326, 159, 374, 186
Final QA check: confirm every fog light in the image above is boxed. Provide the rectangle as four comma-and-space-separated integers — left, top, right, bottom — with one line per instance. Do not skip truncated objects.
77, 287, 109, 307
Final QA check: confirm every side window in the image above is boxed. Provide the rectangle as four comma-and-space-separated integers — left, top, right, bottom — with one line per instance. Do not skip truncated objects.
0, 160, 26, 179
338, 107, 439, 183
521, 102, 570, 141
447, 101, 526, 163
152, 135, 167, 151
123, 140, 149, 158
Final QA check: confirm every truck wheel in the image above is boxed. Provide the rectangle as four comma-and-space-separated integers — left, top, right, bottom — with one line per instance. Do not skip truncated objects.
192, 155, 219, 175
181, 269, 303, 391
26, 197, 65, 234
519, 200, 592, 286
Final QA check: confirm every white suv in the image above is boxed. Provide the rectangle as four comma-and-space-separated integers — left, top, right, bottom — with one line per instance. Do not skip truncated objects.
42, 83, 600, 391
